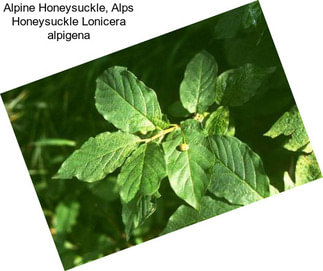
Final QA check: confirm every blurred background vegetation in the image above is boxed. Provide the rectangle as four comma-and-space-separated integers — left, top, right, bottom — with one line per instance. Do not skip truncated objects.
1, 2, 298, 269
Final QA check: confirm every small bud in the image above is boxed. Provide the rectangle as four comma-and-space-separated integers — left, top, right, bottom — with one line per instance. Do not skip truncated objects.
50, 228, 56, 235
140, 130, 148, 135
193, 113, 205, 122
177, 143, 189, 152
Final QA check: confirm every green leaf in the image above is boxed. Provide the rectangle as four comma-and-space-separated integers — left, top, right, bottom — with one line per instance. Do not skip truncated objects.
33, 138, 76, 147
215, 63, 276, 107
179, 51, 218, 113
295, 152, 322, 186
118, 142, 166, 203
227, 117, 236, 136
214, 2, 265, 39
269, 185, 280, 195
205, 106, 230, 136
95, 66, 166, 133
163, 203, 199, 234
214, 5, 245, 39
162, 196, 238, 234
88, 176, 119, 202
283, 171, 295, 191
301, 142, 313, 154
122, 195, 157, 239
54, 201, 80, 234
208, 136, 270, 205
163, 119, 214, 209
242, 2, 265, 33
168, 100, 191, 118
264, 106, 310, 152
73, 235, 114, 266
54, 131, 140, 182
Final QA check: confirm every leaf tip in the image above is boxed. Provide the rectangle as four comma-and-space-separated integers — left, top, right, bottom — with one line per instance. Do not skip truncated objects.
52, 173, 62, 180
263, 129, 274, 137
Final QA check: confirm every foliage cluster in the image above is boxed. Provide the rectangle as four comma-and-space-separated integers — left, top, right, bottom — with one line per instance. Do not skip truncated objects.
55, 51, 276, 236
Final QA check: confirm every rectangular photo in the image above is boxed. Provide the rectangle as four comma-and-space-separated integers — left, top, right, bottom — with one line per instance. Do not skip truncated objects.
1, 2, 321, 269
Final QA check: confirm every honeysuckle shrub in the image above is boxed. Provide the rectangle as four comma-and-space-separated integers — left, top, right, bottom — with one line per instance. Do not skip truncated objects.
55, 50, 321, 238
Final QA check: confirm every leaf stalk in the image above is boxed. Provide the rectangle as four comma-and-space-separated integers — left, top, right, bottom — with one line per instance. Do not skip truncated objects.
140, 125, 179, 143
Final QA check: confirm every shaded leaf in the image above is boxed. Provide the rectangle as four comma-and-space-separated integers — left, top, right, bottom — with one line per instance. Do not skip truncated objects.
54, 201, 80, 235
214, 5, 245, 39
283, 171, 295, 191
118, 142, 166, 203
264, 106, 310, 152
295, 152, 322, 186
168, 100, 191, 118
163, 120, 214, 209
214, 2, 265, 40
242, 2, 266, 34
205, 106, 230, 136
163, 203, 199, 234
215, 63, 276, 107
162, 196, 238, 234
122, 195, 157, 239
95, 66, 166, 133
208, 136, 270, 205
88, 176, 119, 202
180, 51, 218, 113
74, 235, 115, 265
54, 132, 140, 182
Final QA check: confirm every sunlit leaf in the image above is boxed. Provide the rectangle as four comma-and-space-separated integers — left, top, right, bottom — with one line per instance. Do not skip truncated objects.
122, 195, 157, 239
95, 66, 167, 133
208, 136, 270, 205
54, 201, 80, 234
264, 106, 310, 152
180, 51, 218, 113
162, 196, 238, 234
54, 132, 140, 182
295, 152, 322, 186
163, 120, 214, 209
118, 142, 166, 203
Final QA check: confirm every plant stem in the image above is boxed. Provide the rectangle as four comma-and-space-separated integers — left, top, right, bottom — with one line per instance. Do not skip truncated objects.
140, 125, 179, 143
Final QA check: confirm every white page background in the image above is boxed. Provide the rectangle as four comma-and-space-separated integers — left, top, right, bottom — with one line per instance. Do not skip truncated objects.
0, 0, 322, 270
